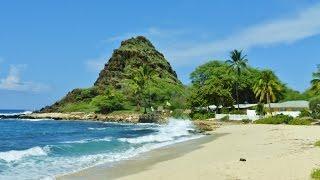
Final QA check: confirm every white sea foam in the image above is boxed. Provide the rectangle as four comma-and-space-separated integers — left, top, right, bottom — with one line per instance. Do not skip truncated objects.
0, 119, 203, 180
88, 127, 107, 130
118, 118, 195, 144
0, 146, 49, 162
0, 110, 32, 116
20, 118, 51, 122
62, 137, 112, 144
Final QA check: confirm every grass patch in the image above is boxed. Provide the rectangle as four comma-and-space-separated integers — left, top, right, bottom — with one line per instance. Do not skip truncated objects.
311, 168, 320, 179
60, 102, 98, 113
315, 140, 320, 147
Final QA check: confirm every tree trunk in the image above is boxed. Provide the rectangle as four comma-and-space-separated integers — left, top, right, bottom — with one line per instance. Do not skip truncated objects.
267, 93, 272, 114
136, 102, 141, 112
144, 106, 147, 114
236, 78, 240, 111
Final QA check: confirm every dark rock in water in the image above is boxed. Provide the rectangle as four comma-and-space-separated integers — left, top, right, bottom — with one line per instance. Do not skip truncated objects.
138, 113, 166, 123
0, 115, 21, 119
240, 158, 246, 162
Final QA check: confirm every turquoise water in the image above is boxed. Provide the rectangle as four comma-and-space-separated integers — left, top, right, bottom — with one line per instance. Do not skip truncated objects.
0, 110, 201, 180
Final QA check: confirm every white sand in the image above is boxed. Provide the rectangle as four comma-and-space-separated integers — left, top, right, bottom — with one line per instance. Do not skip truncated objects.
119, 124, 320, 180
60, 124, 320, 180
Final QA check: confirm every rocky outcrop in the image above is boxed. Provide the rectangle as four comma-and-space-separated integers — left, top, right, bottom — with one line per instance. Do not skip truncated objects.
22, 112, 170, 123
22, 112, 141, 123
94, 36, 181, 89
40, 36, 184, 114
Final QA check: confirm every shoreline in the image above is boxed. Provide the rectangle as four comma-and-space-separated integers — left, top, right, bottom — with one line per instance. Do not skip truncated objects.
20, 112, 142, 123
57, 134, 217, 180
59, 124, 320, 180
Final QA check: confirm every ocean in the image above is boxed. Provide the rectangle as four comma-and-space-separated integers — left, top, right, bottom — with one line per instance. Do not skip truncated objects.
0, 110, 202, 180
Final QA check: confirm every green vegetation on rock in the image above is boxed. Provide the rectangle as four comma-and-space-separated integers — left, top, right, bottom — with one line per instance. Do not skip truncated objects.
40, 36, 185, 114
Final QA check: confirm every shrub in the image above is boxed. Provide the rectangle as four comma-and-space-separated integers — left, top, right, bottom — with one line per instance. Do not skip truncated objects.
221, 107, 229, 114
299, 108, 311, 117
255, 115, 313, 125
315, 140, 320, 147
190, 110, 215, 120
288, 118, 312, 125
310, 96, 320, 118
229, 110, 246, 115
255, 114, 293, 124
76, 88, 98, 101
311, 168, 320, 179
220, 115, 229, 121
91, 88, 124, 113
256, 103, 266, 115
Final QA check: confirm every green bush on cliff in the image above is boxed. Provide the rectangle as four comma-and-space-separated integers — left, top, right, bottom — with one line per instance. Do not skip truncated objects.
91, 88, 125, 113
60, 102, 98, 113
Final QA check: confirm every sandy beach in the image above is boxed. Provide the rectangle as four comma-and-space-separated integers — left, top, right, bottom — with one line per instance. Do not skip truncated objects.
59, 124, 320, 180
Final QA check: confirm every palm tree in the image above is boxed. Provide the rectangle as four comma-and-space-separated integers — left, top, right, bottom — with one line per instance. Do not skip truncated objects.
226, 50, 248, 110
253, 70, 282, 113
125, 64, 156, 113
311, 65, 320, 94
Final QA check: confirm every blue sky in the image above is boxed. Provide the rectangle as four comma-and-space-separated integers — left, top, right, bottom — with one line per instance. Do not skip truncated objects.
0, 0, 320, 109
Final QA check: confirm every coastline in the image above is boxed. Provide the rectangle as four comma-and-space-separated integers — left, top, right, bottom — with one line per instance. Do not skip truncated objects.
21, 112, 141, 123
59, 124, 320, 180
57, 134, 217, 180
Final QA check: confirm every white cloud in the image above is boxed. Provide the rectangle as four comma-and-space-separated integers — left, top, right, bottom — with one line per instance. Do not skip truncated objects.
0, 65, 50, 92
167, 3, 320, 66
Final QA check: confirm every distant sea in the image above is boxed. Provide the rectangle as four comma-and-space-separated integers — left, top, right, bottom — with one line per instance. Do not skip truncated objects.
0, 109, 32, 116
0, 110, 202, 180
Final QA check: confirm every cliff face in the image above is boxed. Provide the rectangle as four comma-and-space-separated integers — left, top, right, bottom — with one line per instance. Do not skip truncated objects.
40, 36, 184, 113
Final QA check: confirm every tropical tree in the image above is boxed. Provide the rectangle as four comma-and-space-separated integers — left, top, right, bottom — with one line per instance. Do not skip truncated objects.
253, 70, 282, 112
125, 64, 156, 113
226, 50, 248, 110
311, 65, 320, 94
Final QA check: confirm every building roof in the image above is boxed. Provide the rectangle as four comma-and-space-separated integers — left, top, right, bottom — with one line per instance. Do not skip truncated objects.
207, 101, 309, 110
209, 104, 257, 109
265, 100, 309, 109
233, 104, 257, 109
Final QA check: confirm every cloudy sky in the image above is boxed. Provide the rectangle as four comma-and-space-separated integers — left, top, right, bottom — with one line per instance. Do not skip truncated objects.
0, 0, 320, 109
